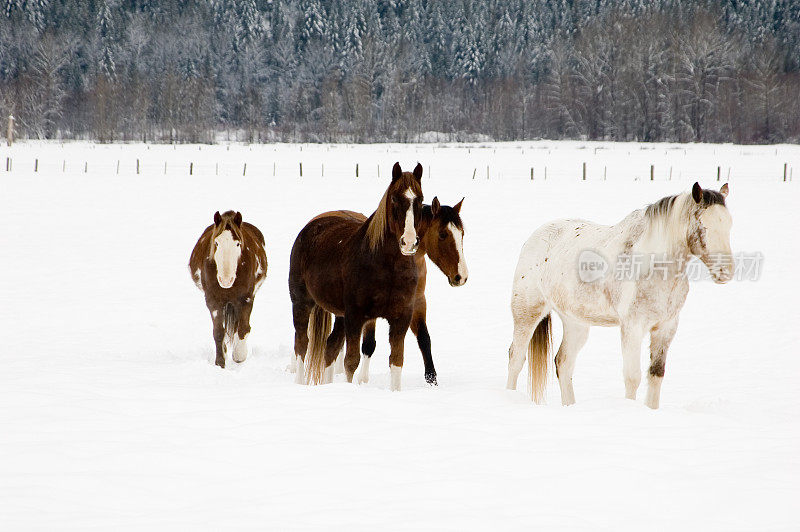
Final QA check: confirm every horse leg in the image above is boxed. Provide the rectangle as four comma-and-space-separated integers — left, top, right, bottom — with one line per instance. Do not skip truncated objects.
292, 300, 313, 385
554, 317, 589, 406
411, 299, 437, 386
232, 299, 253, 363
620, 324, 645, 400
645, 317, 679, 409
388, 315, 412, 392
357, 320, 377, 384
507, 299, 547, 390
322, 316, 346, 384
344, 316, 366, 383
210, 305, 226, 368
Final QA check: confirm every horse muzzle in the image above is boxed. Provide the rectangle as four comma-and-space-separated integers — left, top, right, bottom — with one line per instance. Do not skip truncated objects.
217, 275, 236, 289
399, 236, 420, 256
449, 274, 467, 287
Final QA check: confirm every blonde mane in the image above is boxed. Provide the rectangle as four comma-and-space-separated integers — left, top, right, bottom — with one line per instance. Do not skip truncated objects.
366, 188, 390, 252
642, 192, 693, 253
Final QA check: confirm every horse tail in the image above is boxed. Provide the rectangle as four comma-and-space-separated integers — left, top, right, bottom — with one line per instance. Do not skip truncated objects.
224, 302, 237, 344
528, 314, 552, 403
305, 305, 332, 385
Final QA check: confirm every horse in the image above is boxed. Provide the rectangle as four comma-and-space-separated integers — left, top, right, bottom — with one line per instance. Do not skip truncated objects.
189, 210, 267, 368
507, 183, 732, 409
355, 197, 468, 386
289, 162, 423, 391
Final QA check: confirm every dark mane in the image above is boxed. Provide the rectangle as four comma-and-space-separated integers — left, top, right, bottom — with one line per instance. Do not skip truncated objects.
434, 205, 464, 230
645, 195, 678, 220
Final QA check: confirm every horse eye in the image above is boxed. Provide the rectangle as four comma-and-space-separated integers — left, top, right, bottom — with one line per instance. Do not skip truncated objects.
236, 241, 241, 247
439, 231, 447, 240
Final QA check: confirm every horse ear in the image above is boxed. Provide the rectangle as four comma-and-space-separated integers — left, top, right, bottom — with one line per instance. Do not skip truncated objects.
431, 197, 440, 216
214, 211, 222, 226
234, 212, 243, 226
720, 183, 729, 198
392, 162, 402, 182
692, 182, 703, 204
413, 163, 423, 182
454, 197, 464, 214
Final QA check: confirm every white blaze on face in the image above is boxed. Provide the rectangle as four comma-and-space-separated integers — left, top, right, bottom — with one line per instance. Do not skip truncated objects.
448, 222, 468, 285
399, 189, 418, 256
700, 205, 734, 282
213, 230, 241, 289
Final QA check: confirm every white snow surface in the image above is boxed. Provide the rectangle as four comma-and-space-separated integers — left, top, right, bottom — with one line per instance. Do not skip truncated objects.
1, 141, 798, 530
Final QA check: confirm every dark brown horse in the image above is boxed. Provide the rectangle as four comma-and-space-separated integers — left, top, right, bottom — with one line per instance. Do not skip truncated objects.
333, 198, 468, 386
189, 211, 267, 368
289, 162, 423, 390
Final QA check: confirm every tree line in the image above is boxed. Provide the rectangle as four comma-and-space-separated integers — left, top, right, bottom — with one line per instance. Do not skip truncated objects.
1, 0, 799, 144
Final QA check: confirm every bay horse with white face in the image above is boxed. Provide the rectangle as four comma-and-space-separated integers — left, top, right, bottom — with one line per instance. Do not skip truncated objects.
356, 197, 468, 385
507, 183, 733, 409
189, 211, 267, 368
289, 162, 423, 391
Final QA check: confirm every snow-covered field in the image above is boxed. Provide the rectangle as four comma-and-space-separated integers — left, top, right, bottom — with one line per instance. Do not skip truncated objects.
1, 141, 798, 530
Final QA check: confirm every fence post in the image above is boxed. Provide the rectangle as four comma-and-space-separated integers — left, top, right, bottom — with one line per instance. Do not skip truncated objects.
84, 162, 87, 173
136, 159, 140, 175
784, 163, 788, 182
650, 164, 654, 181
6, 115, 13, 146
530, 167, 534, 180
243, 163, 247, 176
355, 163, 359, 178
116, 160, 119, 174
299, 162, 302, 177
582, 162, 586, 180
486, 166, 489, 180
190, 162, 193, 175
5, 157, 9, 171
717, 166, 721, 181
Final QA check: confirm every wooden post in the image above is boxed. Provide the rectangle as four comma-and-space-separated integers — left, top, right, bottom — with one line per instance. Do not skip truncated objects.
190, 162, 193, 175
582, 162, 586, 180
243, 163, 247, 176
784, 163, 788, 182
322, 164, 325, 177
530, 167, 534, 180
116, 160, 119, 174
545, 166, 547, 180
376, 165, 379, 179
472, 168, 476, 180
62, 160, 65, 172
669, 167, 673, 180
355, 163, 359, 178
650, 164, 654, 181
486, 165, 489, 180
136, 159, 140, 175
299, 162, 303, 177
273, 162, 276, 176
5, 157, 9, 171
717, 166, 720, 181
84, 162, 87, 173
6, 115, 13, 146
165, 161, 168, 175
34, 159, 38, 172
603, 166, 607, 180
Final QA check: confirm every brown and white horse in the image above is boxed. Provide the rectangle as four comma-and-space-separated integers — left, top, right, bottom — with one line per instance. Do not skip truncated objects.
355, 197, 468, 385
289, 162, 424, 391
189, 211, 267, 368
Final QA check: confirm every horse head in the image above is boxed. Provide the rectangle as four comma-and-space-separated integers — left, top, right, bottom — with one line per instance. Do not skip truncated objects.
688, 182, 733, 284
210, 210, 244, 289
425, 197, 468, 287
386, 162, 424, 256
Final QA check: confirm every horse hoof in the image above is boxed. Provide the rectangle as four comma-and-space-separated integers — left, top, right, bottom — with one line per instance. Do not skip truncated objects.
425, 373, 438, 386
215, 360, 225, 369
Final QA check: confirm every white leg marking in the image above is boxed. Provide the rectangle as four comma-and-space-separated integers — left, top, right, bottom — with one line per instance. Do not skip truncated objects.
334, 351, 345, 374
390, 364, 402, 391
294, 355, 306, 385
645, 375, 663, 409
232, 333, 248, 363
357, 355, 371, 384
322, 362, 334, 384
